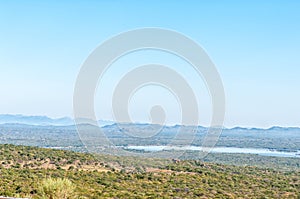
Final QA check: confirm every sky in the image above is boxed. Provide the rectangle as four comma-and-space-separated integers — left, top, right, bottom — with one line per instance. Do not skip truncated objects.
0, 0, 300, 128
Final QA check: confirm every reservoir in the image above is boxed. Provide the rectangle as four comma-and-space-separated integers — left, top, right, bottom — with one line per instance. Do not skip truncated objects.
124, 145, 300, 158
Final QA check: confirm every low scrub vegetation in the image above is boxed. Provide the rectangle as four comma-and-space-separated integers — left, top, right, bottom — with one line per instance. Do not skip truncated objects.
0, 144, 299, 198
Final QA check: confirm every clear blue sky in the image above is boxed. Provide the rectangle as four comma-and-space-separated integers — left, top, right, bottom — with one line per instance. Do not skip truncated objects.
0, 1, 299, 128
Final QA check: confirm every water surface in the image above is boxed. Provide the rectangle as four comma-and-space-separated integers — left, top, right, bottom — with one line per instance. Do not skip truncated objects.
124, 145, 300, 158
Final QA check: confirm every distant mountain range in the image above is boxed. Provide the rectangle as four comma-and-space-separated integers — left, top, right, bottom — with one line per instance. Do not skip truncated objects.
0, 114, 113, 127
0, 114, 299, 130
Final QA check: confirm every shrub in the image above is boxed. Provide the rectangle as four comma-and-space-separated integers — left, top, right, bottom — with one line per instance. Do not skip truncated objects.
38, 177, 76, 199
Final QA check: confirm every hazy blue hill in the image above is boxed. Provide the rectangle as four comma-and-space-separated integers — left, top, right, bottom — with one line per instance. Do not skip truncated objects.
0, 114, 114, 127
0, 114, 74, 126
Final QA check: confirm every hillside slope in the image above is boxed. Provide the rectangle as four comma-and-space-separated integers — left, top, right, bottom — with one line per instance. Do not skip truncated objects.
0, 144, 299, 198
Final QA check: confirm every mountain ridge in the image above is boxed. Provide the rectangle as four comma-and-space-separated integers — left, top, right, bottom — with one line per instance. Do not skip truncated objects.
0, 114, 299, 130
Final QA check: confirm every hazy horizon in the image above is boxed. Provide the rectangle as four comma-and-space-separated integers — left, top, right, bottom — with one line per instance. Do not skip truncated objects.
0, 113, 300, 129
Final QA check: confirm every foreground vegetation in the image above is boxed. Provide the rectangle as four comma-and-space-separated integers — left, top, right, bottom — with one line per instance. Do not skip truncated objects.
0, 144, 299, 198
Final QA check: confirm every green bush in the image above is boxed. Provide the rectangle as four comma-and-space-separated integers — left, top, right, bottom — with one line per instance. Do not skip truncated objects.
38, 178, 76, 199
